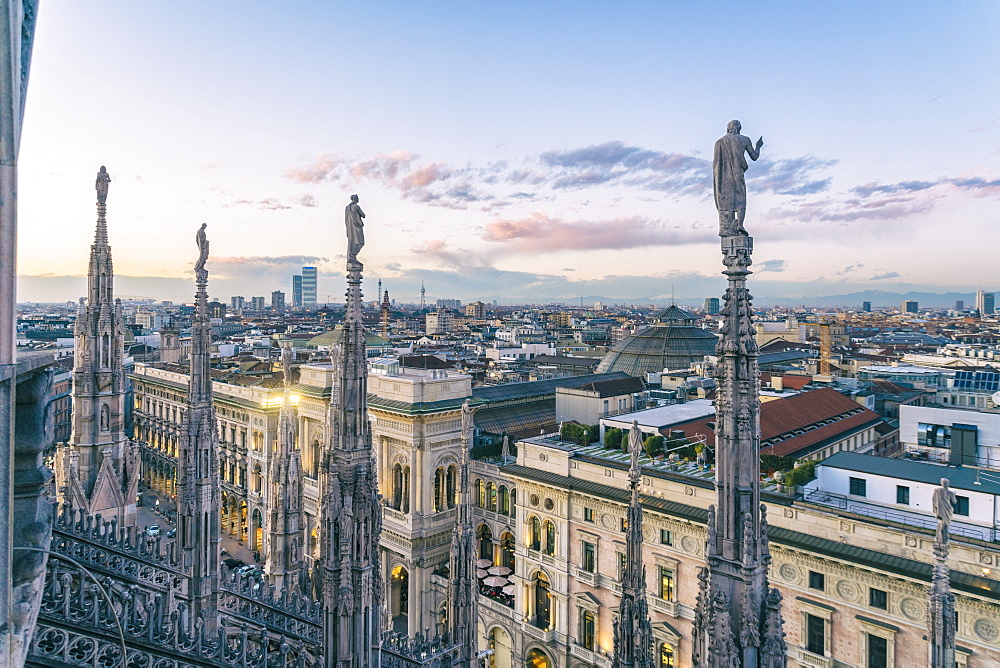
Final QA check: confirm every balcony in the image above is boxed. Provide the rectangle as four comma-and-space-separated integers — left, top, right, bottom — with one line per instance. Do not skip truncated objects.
574, 568, 602, 588
795, 648, 835, 668
649, 596, 680, 616
523, 623, 553, 643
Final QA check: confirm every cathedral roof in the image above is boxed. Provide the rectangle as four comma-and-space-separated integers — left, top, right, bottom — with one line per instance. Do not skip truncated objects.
306, 327, 388, 348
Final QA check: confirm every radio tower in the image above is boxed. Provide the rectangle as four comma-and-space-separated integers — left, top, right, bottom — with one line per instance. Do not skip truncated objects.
420, 281, 426, 310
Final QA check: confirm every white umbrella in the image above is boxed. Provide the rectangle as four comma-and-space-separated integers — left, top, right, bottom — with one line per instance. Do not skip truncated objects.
482, 576, 507, 587
476, 558, 492, 568
502, 584, 515, 595
476, 569, 489, 579
488, 566, 512, 576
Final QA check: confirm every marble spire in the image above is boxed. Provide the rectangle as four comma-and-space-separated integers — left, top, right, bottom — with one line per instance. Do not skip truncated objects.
692, 132, 786, 666
613, 420, 654, 668
449, 399, 479, 665
315, 197, 382, 667
62, 166, 138, 527
175, 223, 221, 632
264, 344, 305, 591
928, 478, 958, 667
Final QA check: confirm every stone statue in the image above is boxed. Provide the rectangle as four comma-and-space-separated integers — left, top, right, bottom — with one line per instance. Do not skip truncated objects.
461, 399, 474, 441
713, 120, 763, 236
932, 478, 957, 545
96, 166, 111, 204
281, 344, 294, 387
345, 194, 365, 263
194, 223, 209, 275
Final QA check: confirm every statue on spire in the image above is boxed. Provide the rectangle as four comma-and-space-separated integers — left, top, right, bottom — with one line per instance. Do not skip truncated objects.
345, 194, 365, 263
194, 223, 209, 278
714, 120, 763, 236
95, 166, 111, 204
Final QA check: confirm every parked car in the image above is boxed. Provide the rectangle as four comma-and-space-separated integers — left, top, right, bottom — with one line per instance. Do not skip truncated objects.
146, 525, 161, 537
166, 528, 176, 538
237, 565, 261, 579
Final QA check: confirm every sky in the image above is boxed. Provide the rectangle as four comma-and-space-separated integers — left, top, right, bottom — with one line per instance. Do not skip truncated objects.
14, 1, 1000, 306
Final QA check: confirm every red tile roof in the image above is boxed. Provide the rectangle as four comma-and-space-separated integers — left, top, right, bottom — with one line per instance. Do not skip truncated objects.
759, 373, 812, 391
662, 387, 881, 459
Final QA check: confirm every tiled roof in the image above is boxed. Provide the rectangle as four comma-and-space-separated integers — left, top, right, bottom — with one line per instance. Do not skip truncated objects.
760, 373, 812, 390
472, 372, 631, 403
664, 387, 881, 459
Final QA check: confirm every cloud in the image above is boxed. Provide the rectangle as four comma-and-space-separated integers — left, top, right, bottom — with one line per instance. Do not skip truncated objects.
871, 271, 901, 280
257, 198, 291, 211
295, 193, 317, 207
836, 262, 864, 276
757, 259, 787, 273
481, 212, 714, 254
284, 153, 345, 184
749, 156, 836, 195
210, 255, 328, 281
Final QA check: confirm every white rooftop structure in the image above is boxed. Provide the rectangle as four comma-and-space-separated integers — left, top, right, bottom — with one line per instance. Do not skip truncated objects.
600, 399, 715, 438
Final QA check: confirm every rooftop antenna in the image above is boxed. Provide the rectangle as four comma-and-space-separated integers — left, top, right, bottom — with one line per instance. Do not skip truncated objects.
420, 281, 426, 310
671, 282, 675, 307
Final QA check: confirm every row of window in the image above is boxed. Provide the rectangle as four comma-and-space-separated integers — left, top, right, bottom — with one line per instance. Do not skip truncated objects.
576, 608, 674, 665
805, 613, 890, 668
849, 477, 970, 515
580, 540, 675, 599
475, 479, 516, 516
808, 570, 888, 610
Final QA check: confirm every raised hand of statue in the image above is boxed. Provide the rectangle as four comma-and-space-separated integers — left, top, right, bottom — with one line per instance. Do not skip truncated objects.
756, 136, 764, 150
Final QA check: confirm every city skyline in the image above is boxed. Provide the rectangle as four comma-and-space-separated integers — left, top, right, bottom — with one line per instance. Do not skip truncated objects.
14, 1, 1000, 304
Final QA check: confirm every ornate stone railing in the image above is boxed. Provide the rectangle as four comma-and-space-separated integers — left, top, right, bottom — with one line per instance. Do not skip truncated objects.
219, 566, 321, 645
30, 559, 311, 667
379, 630, 461, 667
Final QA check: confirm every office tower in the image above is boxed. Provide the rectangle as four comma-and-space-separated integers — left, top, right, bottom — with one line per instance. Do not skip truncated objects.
956, 300, 965, 311
704, 297, 720, 315
901, 300, 919, 314
302, 266, 317, 306
862, 301, 872, 312
230, 295, 245, 315
271, 290, 286, 312
251, 296, 266, 311
976, 289, 995, 315
292, 274, 303, 308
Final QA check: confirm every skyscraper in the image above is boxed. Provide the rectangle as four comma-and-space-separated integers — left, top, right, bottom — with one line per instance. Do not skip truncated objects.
901, 300, 919, 314
704, 297, 720, 315
301, 266, 317, 306
862, 300, 872, 312
976, 289, 995, 315
292, 274, 303, 308
271, 290, 285, 312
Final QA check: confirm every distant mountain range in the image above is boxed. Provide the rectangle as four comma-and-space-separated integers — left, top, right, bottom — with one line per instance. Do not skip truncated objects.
542, 290, 979, 309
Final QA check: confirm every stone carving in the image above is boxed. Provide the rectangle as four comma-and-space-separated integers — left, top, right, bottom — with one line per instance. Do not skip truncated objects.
713, 120, 763, 236
95, 165, 110, 204
900, 597, 923, 621
933, 477, 957, 545
680, 535, 698, 554
281, 343, 295, 387
194, 223, 209, 277
778, 563, 799, 583
345, 194, 366, 263
835, 579, 859, 602
975, 618, 1000, 643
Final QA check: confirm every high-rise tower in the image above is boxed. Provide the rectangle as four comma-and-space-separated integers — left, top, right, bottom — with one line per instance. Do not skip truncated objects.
60, 166, 138, 527
314, 197, 382, 667
265, 344, 305, 591
612, 421, 654, 667
175, 223, 221, 631
302, 266, 318, 306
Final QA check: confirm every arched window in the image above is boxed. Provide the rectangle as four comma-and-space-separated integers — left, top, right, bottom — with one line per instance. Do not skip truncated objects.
543, 520, 556, 556
251, 507, 262, 551
500, 531, 515, 570
659, 643, 675, 667
392, 463, 403, 509
526, 648, 551, 668
434, 467, 445, 512
252, 464, 262, 494
446, 465, 457, 508
309, 440, 320, 478
498, 485, 509, 515
402, 465, 411, 513
509, 488, 516, 515
475, 479, 485, 508
310, 526, 319, 558
527, 516, 541, 551
487, 482, 497, 512
580, 610, 596, 650
532, 573, 551, 629
477, 524, 494, 562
